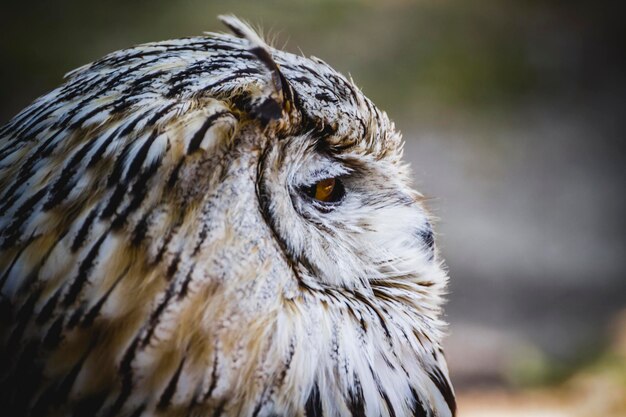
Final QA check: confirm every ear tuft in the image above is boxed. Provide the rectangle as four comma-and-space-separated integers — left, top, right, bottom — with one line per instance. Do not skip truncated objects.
218, 15, 295, 126
218, 15, 268, 51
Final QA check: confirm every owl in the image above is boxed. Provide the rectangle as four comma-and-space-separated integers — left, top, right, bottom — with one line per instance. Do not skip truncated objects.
0, 16, 455, 417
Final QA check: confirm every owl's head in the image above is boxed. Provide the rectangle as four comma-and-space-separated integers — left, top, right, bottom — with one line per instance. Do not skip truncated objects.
205, 16, 444, 292
0, 16, 454, 417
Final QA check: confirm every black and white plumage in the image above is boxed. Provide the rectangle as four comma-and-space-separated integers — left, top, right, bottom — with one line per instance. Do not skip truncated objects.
0, 16, 455, 417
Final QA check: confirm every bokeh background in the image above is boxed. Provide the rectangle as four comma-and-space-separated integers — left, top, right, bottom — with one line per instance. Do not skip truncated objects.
2, 1, 625, 415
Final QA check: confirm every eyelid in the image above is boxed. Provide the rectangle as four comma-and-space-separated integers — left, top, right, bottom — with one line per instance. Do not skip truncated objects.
301, 164, 351, 187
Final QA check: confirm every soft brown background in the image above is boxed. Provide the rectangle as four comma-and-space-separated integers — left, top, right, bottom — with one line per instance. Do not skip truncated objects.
2, 1, 625, 414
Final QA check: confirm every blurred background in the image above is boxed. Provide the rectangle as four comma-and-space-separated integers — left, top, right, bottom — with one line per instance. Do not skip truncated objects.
1, 0, 625, 415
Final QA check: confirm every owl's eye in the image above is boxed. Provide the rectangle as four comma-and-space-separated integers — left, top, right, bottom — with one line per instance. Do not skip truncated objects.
302, 177, 345, 204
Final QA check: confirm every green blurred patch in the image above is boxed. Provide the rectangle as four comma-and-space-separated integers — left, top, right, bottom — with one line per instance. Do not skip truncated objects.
507, 328, 626, 391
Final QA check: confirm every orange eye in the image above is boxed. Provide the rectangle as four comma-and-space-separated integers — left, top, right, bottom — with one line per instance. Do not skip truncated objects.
314, 178, 336, 202
302, 177, 345, 205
